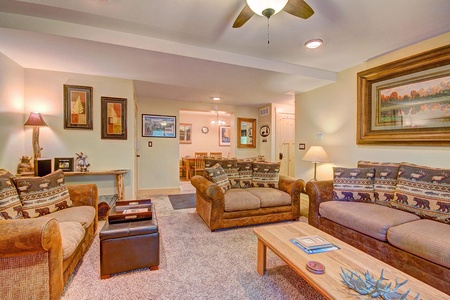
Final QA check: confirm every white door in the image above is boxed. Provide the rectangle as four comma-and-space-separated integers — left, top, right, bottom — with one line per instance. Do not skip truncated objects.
276, 113, 295, 177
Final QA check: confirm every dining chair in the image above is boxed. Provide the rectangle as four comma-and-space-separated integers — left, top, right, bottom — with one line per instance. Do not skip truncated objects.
191, 153, 206, 177
209, 152, 222, 158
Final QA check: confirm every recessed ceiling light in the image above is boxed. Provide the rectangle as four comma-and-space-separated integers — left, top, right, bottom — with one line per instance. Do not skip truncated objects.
305, 39, 323, 49
211, 97, 221, 101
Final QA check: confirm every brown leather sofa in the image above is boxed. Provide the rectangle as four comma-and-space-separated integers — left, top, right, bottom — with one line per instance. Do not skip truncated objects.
191, 175, 304, 231
306, 180, 450, 295
0, 184, 98, 300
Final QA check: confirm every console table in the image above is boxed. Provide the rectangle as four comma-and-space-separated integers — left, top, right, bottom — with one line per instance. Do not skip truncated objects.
64, 170, 129, 200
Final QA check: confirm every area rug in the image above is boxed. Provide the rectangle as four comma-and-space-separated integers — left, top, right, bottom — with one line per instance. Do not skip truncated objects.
168, 193, 196, 210
61, 196, 325, 300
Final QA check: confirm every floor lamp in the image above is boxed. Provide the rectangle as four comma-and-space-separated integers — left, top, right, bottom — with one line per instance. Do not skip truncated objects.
302, 146, 328, 181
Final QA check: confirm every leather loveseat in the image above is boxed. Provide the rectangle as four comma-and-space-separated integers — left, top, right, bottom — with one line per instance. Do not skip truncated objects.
191, 158, 304, 231
305, 161, 450, 295
0, 169, 98, 300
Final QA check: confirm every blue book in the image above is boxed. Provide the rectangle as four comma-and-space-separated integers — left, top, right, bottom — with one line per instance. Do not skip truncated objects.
290, 239, 340, 254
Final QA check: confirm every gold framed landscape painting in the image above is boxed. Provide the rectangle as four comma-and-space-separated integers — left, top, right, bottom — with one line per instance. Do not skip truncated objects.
101, 97, 127, 140
357, 45, 450, 145
64, 85, 93, 129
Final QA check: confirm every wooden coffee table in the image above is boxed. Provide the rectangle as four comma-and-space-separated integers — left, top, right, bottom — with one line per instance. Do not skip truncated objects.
253, 222, 448, 299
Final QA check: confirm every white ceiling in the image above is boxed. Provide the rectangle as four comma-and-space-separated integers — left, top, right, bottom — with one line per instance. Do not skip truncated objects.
0, 0, 449, 106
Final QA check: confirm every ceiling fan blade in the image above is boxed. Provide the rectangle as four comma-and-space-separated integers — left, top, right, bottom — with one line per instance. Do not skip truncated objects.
283, 0, 314, 19
232, 5, 255, 28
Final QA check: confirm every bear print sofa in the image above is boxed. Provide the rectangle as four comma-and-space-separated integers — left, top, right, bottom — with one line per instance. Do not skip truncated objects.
191, 158, 304, 231
0, 169, 98, 300
305, 161, 450, 294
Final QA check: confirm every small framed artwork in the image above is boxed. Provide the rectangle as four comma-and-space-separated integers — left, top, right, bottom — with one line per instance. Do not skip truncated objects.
179, 123, 192, 144
54, 157, 74, 172
219, 125, 231, 146
142, 114, 176, 138
63, 85, 93, 130
101, 97, 127, 140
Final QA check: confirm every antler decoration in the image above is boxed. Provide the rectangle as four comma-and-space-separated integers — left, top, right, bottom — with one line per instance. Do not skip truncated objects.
339, 268, 421, 300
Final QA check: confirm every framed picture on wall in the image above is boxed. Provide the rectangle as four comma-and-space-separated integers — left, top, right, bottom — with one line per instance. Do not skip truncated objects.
179, 123, 192, 144
142, 114, 176, 138
219, 125, 231, 146
63, 85, 93, 130
101, 97, 127, 140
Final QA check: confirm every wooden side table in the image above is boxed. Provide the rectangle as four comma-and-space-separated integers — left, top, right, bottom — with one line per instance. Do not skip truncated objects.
64, 169, 129, 200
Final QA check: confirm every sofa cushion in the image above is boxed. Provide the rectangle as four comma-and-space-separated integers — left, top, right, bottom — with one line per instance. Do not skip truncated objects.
319, 201, 420, 241
237, 160, 253, 188
246, 188, 291, 208
358, 161, 400, 206
391, 162, 450, 223
14, 169, 73, 218
0, 170, 23, 220
224, 189, 260, 212
252, 162, 281, 188
50, 206, 96, 230
333, 167, 375, 202
205, 163, 231, 193
387, 219, 450, 268
59, 221, 86, 260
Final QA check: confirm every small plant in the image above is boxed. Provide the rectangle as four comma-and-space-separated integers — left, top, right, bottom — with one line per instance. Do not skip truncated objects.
339, 268, 421, 300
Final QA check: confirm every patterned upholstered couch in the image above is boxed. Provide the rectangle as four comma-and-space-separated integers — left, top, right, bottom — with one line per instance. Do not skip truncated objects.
0, 169, 98, 300
191, 158, 304, 231
305, 161, 450, 294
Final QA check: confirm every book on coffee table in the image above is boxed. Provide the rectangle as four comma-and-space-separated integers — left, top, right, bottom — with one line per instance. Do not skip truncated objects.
290, 238, 340, 254
295, 235, 333, 249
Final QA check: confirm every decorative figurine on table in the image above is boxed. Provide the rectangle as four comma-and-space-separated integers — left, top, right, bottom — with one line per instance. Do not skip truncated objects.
17, 156, 34, 175
75, 152, 90, 172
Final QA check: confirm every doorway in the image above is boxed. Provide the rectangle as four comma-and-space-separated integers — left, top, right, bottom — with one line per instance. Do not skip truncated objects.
276, 112, 295, 177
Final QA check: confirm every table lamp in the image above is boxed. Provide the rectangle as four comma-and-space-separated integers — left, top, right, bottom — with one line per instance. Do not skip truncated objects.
24, 112, 48, 160
302, 146, 328, 181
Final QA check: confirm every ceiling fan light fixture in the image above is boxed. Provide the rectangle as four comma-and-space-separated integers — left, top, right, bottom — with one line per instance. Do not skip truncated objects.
305, 39, 323, 49
246, 0, 289, 16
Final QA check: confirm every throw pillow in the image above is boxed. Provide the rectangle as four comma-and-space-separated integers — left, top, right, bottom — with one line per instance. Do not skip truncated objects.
391, 162, 450, 223
14, 169, 73, 218
251, 162, 281, 189
358, 161, 400, 206
0, 169, 23, 220
204, 163, 231, 194
333, 167, 375, 202
237, 160, 253, 188
204, 158, 239, 188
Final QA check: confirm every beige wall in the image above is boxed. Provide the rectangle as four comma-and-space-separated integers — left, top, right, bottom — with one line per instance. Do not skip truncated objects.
0, 53, 25, 172
296, 32, 450, 181
0, 65, 136, 198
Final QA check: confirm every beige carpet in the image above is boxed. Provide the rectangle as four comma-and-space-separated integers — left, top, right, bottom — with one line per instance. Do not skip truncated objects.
61, 195, 322, 300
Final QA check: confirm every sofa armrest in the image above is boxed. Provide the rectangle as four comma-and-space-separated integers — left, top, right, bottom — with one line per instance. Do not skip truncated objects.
305, 180, 334, 227
279, 175, 304, 218
0, 218, 64, 299
67, 183, 98, 208
191, 175, 224, 202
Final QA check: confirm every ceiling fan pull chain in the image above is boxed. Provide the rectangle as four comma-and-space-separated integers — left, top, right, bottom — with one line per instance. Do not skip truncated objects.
267, 18, 270, 47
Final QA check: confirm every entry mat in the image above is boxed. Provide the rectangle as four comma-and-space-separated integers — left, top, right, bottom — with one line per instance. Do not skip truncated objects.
168, 193, 196, 210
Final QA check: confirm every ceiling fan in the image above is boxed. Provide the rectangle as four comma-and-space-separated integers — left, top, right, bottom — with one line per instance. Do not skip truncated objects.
232, 0, 314, 28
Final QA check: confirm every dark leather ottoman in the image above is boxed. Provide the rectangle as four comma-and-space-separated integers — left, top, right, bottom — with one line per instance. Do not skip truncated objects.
100, 204, 159, 279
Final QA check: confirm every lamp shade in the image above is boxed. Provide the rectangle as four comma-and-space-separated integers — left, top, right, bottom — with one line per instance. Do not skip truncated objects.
302, 146, 328, 163
246, 0, 289, 16
24, 112, 48, 127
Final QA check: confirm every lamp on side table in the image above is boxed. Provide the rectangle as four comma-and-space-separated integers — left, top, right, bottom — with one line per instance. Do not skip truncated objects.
302, 146, 328, 181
